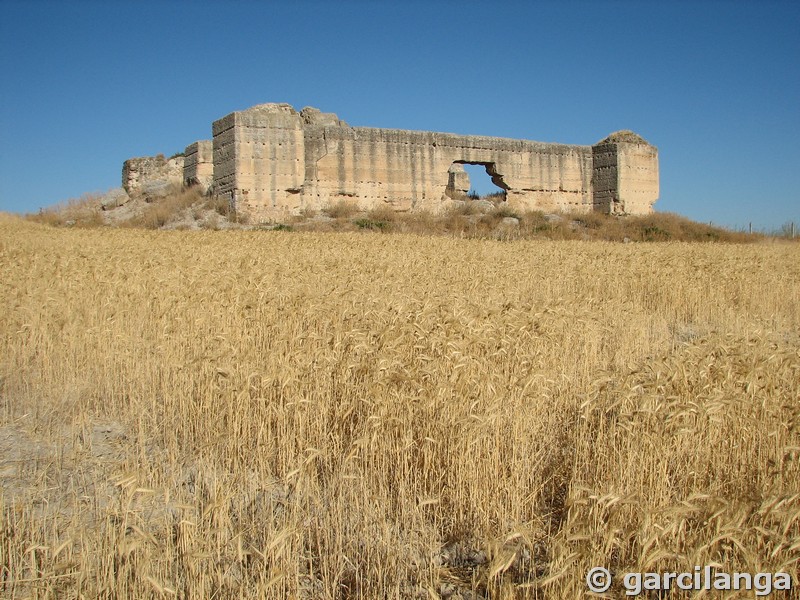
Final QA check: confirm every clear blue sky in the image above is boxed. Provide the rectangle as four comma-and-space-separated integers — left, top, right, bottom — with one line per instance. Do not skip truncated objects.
1, 0, 798, 230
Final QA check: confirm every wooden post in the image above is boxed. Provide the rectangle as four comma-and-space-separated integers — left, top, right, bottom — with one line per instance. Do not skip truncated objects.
749, 222, 752, 234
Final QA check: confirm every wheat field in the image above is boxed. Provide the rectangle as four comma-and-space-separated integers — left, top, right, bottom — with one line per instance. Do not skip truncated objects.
1, 213, 798, 598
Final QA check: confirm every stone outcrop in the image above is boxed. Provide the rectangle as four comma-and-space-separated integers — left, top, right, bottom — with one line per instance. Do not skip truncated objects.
123, 103, 659, 222
122, 154, 184, 198
99, 187, 130, 210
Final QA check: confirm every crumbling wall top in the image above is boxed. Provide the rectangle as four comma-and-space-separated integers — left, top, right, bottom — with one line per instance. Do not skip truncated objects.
300, 106, 348, 127
596, 130, 652, 146
122, 154, 184, 196
243, 103, 298, 115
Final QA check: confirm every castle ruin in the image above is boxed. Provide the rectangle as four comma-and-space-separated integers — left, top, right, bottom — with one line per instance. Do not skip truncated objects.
123, 103, 658, 222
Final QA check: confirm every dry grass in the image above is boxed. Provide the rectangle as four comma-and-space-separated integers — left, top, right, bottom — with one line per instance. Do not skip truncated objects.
323, 200, 360, 220
27, 193, 105, 228
30, 186, 788, 245
303, 205, 765, 244
1, 212, 798, 598
124, 186, 207, 229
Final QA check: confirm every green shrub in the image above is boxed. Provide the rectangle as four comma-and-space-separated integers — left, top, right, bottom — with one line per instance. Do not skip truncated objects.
354, 218, 390, 231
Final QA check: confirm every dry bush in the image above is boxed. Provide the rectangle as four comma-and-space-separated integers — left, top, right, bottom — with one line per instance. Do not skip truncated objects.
571, 211, 607, 230
397, 208, 438, 236
432, 202, 491, 237
518, 209, 550, 232
621, 212, 755, 243
202, 194, 232, 217
323, 200, 359, 219
484, 191, 507, 202
126, 186, 205, 229
474, 205, 522, 233
26, 192, 105, 227
447, 199, 484, 217
775, 221, 799, 240
1, 213, 798, 598
351, 205, 399, 232
205, 195, 252, 226
517, 211, 761, 244
35, 184, 770, 246
366, 204, 400, 223
298, 206, 318, 220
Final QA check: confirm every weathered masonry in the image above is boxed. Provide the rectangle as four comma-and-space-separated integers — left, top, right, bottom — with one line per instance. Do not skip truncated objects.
124, 103, 658, 221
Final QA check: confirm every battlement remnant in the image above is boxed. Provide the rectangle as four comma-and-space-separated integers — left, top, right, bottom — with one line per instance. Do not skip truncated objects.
122, 154, 184, 198
125, 103, 659, 222
183, 140, 213, 192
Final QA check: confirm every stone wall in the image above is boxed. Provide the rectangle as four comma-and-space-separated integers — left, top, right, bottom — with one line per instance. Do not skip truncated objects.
122, 154, 184, 197
122, 103, 658, 222
210, 104, 658, 223
183, 141, 213, 192
300, 123, 595, 216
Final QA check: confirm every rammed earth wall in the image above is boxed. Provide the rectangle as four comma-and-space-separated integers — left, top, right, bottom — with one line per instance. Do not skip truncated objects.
124, 103, 659, 222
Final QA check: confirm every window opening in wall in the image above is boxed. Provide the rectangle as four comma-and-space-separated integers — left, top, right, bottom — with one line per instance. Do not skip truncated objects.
446, 161, 508, 201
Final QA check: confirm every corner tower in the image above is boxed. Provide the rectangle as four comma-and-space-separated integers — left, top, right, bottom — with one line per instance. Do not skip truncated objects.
212, 103, 306, 218
592, 131, 658, 215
